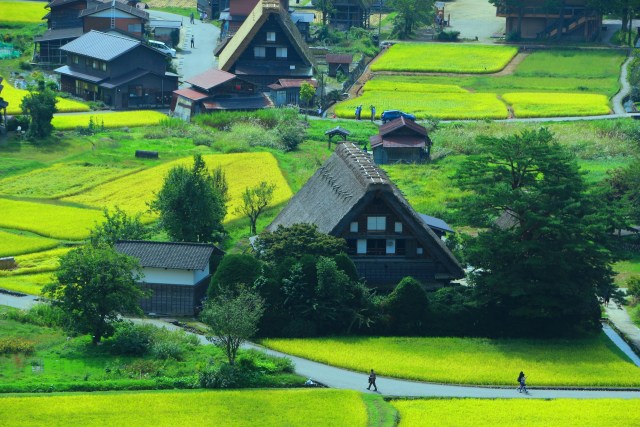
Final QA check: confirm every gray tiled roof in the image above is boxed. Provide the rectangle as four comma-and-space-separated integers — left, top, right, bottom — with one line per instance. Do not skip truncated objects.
115, 241, 223, 270
60, 30, 140, 61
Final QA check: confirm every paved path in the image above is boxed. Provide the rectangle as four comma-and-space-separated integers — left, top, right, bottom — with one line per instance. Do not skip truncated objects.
613, 56, 633, 115
2, 295, 640, 399
605, 301, 640, 359
148, 10, 220, 85
444, 0, 504, 42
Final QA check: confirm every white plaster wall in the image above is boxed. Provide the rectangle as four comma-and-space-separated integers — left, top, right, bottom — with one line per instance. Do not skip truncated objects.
194, 265, 209, 283
143, 267, 194, 285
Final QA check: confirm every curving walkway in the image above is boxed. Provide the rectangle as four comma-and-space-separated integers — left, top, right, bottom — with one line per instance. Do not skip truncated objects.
613, 56, 634, 115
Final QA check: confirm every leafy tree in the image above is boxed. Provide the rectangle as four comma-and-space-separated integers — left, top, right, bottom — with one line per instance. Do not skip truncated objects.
235, 181, 276, 235
151, 154, 226, 243
43, 245, 144, 344
626, 276, 640, 305
383, 277, 430, 335
454, 129, 614, 337
200, 287, 265, 365
20, 89, 57, 139
605, 157, 640, 225
90, 207, 147, 247
211, 165, 229, 203
389, 0, 435, 39
315, 0, 334, 25
208, 254, 262, 297
255, 223, 347, 263
299, 82, 315, 107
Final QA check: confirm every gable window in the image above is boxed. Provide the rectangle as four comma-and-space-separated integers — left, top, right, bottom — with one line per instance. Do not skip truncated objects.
386, 239, 396, 254
266, 31, 276, 42
254, 46, 266, 58
394, 222, 403, 233
350, 222, 358, 232
417, 247, 424, 255
367, 216, 386, 231
276, 47, 287, 59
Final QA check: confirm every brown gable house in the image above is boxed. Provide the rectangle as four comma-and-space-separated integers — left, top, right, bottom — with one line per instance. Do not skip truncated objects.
55, 30, 178, 109
115, 241, 224, 316
171, 68, 272, 121
370, 117, 432, 165
216, 0, 316, 89
326, 53, 352, 77
330, 0, 371, 30
267, 142, 464, 288
495, 0, 602, 41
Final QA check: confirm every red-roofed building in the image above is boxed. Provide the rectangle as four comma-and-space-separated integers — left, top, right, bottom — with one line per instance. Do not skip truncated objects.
369, 116, 432, 165
267, 77, 316, 106
171, 68, 272, 120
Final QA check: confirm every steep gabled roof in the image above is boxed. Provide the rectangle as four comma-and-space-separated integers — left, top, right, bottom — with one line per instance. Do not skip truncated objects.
267, 142, 464, 278
60, 30, 140, 60
217, 0, 316, 71
379, 116, 428, 137
115, 240, 223, 270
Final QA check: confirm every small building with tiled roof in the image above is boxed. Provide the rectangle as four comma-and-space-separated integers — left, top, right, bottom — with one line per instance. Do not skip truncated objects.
369, 116, 432, 165
80, 0, 148, 38
55, 31, 177, 109
267, 142, 464, 288
267, 77, 316, 106
171, 68, 272, 121
216, 0, 316, 89
115, 240, 224, 316
325, 53, 352, 77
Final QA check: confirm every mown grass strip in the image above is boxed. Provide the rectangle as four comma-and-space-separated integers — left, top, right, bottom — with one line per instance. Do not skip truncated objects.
371, 44, 518, 73
261, 334, 640, 387
391, 398, 640, 427
0, 389, 368, 427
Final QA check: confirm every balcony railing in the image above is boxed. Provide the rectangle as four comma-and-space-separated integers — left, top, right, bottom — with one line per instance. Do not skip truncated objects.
497, 6, 597, 18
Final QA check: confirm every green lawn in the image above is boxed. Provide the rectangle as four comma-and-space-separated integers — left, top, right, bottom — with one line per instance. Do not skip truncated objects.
261, 334, 640, 387
392, 399, 640, 427
0, 389, 368, 427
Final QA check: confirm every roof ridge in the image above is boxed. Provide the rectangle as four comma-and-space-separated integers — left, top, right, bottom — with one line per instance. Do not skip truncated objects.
117, 240, 217, 247
337, 142, 388, 188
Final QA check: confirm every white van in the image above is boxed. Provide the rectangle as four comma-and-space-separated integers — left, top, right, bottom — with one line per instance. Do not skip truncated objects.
148, 40, 177, 58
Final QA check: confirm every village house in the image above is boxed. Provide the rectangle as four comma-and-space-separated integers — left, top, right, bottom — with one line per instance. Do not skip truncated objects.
115, 241, 224, 316
171, 68, 272, 121
55, 30, 178, 108
370, 116, 432, 165
34, 0, 150, 65
328, 0, 371, 30
495, 0, 601, 41
268, 78, 316, 106
326, 53, 352, 78
216, 0, 317, 90
267, 142, 464, 288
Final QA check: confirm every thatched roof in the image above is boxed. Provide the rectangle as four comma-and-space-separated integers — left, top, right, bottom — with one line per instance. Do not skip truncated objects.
217, 0, 316, 72
268, 142, 464, 277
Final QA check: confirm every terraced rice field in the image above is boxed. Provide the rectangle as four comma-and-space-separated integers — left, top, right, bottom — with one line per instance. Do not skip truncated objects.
64, 152, 293, 221
0, 272, 54, 295
0, 78, 90, 115
0, 230, 59, 257
503, 92, 611, 118
0, 1, 48, 23
372, 44, 518, 73
0, 247, 71, 277
262, 334, 640, 386
52, 111, 168, 130
0, 389, 368, 427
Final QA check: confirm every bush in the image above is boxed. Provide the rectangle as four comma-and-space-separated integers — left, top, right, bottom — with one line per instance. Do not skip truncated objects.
4, 303, 66, 328
193, 134, 212, 146
276, 122, 305, 151
6, 115, 30, 132
108, 321, 154, 356
383, 277, 430, 335
0, 337, 35, 354
627, 276, 640, 305
209, 254, 262, 297
151, 340, 184, 360
19, 61, 32, 70
198, 362, 253, 388
437, 30, 460, 42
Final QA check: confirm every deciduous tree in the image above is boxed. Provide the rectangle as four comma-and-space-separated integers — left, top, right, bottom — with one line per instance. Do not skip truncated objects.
255, 223, 347, 262
90, 206, 147, 247
20, 89, 57, 140
236, 181, 276, 235
389, 0, 434, 39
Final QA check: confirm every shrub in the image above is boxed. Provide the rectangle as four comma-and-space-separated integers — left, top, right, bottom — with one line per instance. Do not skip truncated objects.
198, 362, 253, 388
437, 30, 460, 41
276, 122, 305, 151
383, 277, 430, 335
151, 341, 184, 360
193, 134, 212, 146
4, 303, 66, 328
108, 322, 154, 356
627, 276, 640, 304
6, 115, 30, 132
0, 337, 35, 354
209, 254, 262, 297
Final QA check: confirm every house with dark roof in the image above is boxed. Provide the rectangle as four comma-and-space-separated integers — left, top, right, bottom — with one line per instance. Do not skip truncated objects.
326, 53, 352, 77
55, 31, 178, 108
115, 241, 224, 316
34, 0, 149, 65
216, 0, 316, 89
319, 0, 370, 29
171, 68, 272, 120
369, 117, 432, 165
267, 142, 464, 288
268, 77, 316, 106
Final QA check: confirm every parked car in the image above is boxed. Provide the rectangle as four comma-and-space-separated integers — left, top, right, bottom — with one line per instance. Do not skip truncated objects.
148, 40, 176, 58
381, 110, 416, 123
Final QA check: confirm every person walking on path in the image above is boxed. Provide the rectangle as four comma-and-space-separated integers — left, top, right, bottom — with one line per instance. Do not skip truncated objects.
355, 105, 362, 120
190, 12, 194, 24
191, 35, 195, 48
370, 105, 376, 122
517, 371, 527, 393
367, 369, 378, 392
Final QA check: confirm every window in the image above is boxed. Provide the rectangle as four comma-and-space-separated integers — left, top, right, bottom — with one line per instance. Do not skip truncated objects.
276, 47, 287, 59
100, 62, 107, 71
350, 222, 358, 232
128, 24, 142, 33
367, 216, 386, 231
254, 46, 266, 58
366, 239, 386, 255
266, 31, 276, 42
386, 239, 395, 254
394, 222, 403, 233
357, 239, 367, 254
72, 55, 79, 65
417, 247, 424, 255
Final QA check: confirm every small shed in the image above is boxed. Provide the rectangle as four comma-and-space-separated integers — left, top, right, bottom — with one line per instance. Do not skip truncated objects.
149, 19, 182, 47
326, 54, 353, 77
369, 116, 432, 165
268, 78, 317, 107
324, 126, 351, 148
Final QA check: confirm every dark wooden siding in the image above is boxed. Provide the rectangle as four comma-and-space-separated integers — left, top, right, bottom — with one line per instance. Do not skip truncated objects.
139, 276, 210, 316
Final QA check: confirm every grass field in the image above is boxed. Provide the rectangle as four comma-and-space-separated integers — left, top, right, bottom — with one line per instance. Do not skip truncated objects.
0, 230, 59, 257
0, 247, 71, 277
261, 334, 640, 386
63, 153, 293, 222
514, 50, 626, 79
0, 163, 140, 199
52, 111, 167, 130
0, 78, 90, 115
0, 389, 367, 427
503, 92, 611, 118
0, 1, 47, 23
371, 44, 518, 73
0, 198, 102, 240
392, 399, 640, 427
